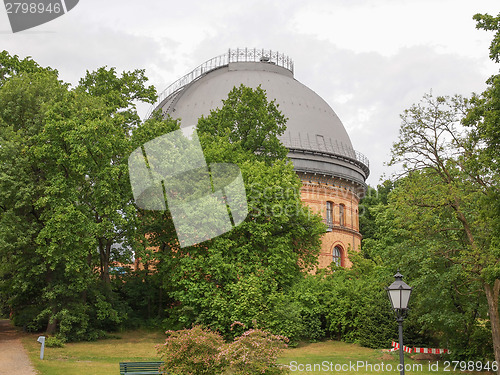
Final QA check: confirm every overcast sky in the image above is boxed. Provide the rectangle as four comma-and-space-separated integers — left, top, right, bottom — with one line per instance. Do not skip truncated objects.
1, 0, 499, 185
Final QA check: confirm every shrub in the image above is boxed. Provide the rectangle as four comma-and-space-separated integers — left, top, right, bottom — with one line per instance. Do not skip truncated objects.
286, 274, 328, 342
157, 325, 289, 375
157, 325, 225, 375
219, 328, 289, 375
262, 293, 305, 343
45, 335, 66, 348
11, 304, 46, 333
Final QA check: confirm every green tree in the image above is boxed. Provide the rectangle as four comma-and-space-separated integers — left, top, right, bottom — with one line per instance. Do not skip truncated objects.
463, 11, 500, 366
359, 180, 394, 243
388, 92, 498, 362
0, 50, 54, 85
362, 184, 491, 357
137, 85, 325, 337
0, 68, 71, 333
473, 13, 500, 64
0, 53, 159, 338
196, 85, 289, 163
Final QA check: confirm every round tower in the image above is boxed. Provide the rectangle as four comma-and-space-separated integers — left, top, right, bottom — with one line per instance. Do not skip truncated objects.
149, 48, 369, 268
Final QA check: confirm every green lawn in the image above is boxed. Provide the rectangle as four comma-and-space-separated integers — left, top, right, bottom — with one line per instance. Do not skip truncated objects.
22, 331, 481, 375
23, 330, 165, 375
278, 341, 459, 375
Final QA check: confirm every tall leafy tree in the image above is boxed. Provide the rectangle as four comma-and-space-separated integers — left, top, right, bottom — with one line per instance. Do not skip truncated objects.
196, 84, 289, 163
0, 52, 159, 338
388, 93, 498, 363
362, 179, 491, 358
465, 11, 500, 366
0, 50, 54, 85
136, 85, 325, 336
358, 180, 394, 243
0, 65, 71, 333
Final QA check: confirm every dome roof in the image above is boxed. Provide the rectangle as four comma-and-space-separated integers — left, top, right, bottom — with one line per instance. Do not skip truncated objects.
150, 49, 369, 187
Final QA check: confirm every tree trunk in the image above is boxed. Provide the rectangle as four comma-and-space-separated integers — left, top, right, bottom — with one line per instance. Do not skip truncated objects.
99, 238, 112, 291
45, 270, 58, 335
46, 305, 57, 335
484, 279, 500, 375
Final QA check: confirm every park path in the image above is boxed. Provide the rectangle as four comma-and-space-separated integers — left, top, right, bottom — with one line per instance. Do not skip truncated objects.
0, 319, 38, 375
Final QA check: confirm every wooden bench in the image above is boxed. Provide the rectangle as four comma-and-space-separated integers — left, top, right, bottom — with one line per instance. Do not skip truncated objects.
119, 361, 164, 374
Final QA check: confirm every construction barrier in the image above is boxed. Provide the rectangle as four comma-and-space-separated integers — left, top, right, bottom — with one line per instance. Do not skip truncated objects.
389, 341, 450, 354
414, 347, 450, 354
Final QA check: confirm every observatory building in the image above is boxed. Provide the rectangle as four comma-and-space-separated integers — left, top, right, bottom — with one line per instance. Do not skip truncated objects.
149, 48, 369, 269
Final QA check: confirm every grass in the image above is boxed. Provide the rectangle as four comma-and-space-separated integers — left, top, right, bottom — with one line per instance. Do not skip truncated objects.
22, 330, 165, 375
278, 341, 458, 375
22, 330, 482, 375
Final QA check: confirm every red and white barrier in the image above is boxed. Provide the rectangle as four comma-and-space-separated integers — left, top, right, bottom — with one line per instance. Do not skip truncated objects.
414, 347, 450, 354
389, 341, 413, 353
389, 342, 449, 354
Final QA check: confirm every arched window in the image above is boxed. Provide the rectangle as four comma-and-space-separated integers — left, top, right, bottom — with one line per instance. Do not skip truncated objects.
339, 204, 345, 227
333, 246, 342, 267
326, 201, 333, 227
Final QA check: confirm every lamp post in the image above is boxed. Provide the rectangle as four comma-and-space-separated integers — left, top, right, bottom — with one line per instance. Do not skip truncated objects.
386, 271, 413, 375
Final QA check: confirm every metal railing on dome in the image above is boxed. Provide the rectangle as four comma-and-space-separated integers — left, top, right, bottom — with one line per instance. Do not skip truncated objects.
145, 48, 294, 119
280, 135, 370, 170
228, 48, 294, 72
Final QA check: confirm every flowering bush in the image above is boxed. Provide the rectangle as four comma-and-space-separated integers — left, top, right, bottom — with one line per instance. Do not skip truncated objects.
157, 324, 289, 374
219, 328, 289, 375
156, 325, 225, 375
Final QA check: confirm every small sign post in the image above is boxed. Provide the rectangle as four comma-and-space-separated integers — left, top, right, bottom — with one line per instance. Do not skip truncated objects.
37, 336, 45, 360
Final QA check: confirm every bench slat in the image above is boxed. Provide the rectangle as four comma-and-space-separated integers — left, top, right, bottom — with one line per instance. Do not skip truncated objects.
119, 361, 164, 375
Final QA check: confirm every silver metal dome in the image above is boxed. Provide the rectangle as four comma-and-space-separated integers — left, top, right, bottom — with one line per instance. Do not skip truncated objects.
149, 48, 369, 187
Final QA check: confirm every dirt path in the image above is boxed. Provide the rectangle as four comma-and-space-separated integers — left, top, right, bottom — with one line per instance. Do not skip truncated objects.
0, 319, 38, 375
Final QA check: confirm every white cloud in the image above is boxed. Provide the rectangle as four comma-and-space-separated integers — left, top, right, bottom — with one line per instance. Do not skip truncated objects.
0, 0, 498, 184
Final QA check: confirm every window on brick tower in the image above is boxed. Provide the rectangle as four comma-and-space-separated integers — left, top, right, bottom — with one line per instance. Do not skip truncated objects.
333, 246, 342, 267
339, 204, 345, 227
326, 201, 333, 226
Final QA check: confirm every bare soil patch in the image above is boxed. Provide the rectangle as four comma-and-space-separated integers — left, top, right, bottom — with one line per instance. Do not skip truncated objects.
0, 319, 38, 375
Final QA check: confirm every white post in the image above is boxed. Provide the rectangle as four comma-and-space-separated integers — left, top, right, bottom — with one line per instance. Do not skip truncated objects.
37, 336, 45, 360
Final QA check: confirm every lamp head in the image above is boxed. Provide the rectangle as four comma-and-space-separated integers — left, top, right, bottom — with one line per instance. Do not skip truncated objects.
386, 270, 412, 311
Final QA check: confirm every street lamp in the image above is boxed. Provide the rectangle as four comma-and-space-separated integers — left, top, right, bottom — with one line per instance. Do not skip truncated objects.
386, 271, 413, 375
